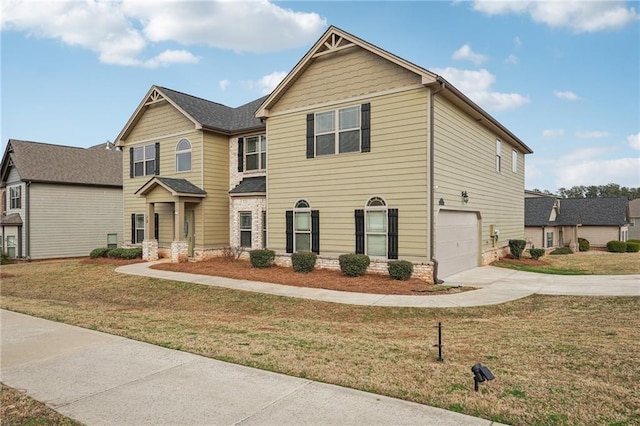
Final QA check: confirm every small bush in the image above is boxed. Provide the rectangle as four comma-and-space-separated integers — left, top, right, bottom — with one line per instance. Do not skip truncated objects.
606, 240, 627, 253
508, 240, 526, 260
0, 252, 11, 265
388, 260, 413, 280
339, 253, 370, 277
626, 242, 640, 253
107, 247, 142, 259
291, 251, 317, 273
90, 247, 111, 259
529, 248, 545, 260
627, 239, 640, 245
578, 238, 590, 252
550, 247, 572, 255
249, 249, 275, 268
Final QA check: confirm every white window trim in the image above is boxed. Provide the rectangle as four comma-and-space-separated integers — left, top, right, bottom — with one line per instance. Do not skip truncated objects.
239, 211, 252, 248
512, 149, 518, 173
294, 200, 311, 252
365, 196, 387, 258
496, 139, 502, 172
9, 186, 21, 209
315, 105, 361, 156
133, 144, 156, 177
135, 213, 145, 244
244, 134, 267, 171
176, 138, 192, 172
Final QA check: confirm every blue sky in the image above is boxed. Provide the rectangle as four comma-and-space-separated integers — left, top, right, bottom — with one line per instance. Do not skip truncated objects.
2, 0, 639, 192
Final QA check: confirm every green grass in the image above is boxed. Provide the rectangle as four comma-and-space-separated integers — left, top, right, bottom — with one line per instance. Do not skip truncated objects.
494, 251, 640, 275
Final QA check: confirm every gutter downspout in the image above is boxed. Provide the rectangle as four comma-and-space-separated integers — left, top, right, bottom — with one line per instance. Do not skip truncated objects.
26, 181, 30, 259
430, 79, 445, 284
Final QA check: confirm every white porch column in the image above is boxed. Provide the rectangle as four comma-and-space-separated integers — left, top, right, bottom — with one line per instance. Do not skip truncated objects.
171, 200, 188, 262
142, 202, 158, 261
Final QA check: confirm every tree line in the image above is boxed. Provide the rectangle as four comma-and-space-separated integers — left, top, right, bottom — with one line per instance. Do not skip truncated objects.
530, 183, 640, 199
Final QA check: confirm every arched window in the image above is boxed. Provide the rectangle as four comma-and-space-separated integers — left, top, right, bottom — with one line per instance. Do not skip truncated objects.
366, 197, 387, 256
176, 138, 191, 172
294, 200, 311, 252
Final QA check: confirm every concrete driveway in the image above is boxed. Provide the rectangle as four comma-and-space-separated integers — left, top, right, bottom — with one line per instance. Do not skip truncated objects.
116, 263, 640, 308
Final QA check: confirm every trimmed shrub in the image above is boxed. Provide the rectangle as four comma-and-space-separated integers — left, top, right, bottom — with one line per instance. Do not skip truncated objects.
0, 252, 11, 265
249, 249, 275, 268
107, 247, 142, 259
388, 260, 413, 280
508, 240, 526, 260
529, 248, 545, 260
339, 254, 370, 277
550, 247, 572, 255
606, 240, 627, 253
627, 239, 640, 245
626, 242, 640, 253
291, 251, 317, 273
90, 247, 111, 259
578, 238, 590, 252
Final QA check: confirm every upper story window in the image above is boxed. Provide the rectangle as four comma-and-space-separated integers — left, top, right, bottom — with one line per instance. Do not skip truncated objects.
176, 139, 192, 172
496, 139, 502, 172
131, 143, 158, 177
315, 106, 361, 155
512, 149, 518, 173
237, 135, 266, 173
9, 186, 21, 209
306, 103, 370, 158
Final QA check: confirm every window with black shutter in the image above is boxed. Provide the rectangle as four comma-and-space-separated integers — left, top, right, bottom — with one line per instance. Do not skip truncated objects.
237, 138, 244, 172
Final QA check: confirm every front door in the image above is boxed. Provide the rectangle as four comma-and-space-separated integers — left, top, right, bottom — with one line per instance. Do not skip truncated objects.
185, 209, 195, 257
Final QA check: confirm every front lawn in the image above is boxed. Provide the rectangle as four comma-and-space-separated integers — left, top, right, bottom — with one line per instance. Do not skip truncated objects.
493, 250, 640, 275
1, 259, 638, 426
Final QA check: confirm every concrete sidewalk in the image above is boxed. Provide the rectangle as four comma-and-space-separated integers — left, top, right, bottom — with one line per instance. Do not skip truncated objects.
1, 310, 503, 426
116, 262, 639, 308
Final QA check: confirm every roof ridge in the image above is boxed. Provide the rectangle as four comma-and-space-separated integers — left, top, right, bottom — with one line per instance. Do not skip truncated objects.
157, 86, 233, 109
9, 139, 88, 150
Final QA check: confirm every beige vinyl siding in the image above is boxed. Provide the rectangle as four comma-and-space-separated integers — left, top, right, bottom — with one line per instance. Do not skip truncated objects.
29, 184, 122, 259
579, 226, 625, 246
127, 101, 195, 142
272, 46, 421, 114
267, 87, 430, 260
433, 95, 525, 253
201, 132, 230, 247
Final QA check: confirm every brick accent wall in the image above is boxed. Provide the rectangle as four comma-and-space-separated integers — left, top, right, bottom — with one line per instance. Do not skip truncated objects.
230, 197, 266, 250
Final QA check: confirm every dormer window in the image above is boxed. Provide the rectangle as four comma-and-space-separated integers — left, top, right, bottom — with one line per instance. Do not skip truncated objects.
176, 138, 192, 172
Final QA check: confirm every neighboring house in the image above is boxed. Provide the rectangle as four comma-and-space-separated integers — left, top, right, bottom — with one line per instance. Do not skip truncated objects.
525, 195, 630, 249
0, 140, 123, 259
114, 86, 268, 261
116, 26, 532, 280
629, 198, 640, 240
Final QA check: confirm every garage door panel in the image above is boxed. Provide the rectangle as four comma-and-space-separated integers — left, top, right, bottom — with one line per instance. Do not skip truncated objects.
436, 211, 479, 278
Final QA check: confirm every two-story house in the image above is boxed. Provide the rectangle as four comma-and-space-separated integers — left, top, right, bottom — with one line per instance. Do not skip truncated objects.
116, 26, 532, 281
114, 87, 268, 261
0, 140, 122, 259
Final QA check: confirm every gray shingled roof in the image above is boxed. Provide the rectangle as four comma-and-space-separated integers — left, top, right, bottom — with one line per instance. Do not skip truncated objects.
525, 197, 629, 227
156, 177, 206, 195
2, 140, 122, 187
0, 213, 23, 226
158, 87, 267, 133
229, 176, 266, 194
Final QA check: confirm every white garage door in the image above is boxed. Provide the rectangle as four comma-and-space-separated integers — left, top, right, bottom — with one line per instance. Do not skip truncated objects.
435, 211, 479, 278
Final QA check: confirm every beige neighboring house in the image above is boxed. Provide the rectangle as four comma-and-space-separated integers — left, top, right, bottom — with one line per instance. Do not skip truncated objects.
115, 26, 532, 281
525, 192, 630, 248
0, 140, 123, 259
626, 198, 640, 240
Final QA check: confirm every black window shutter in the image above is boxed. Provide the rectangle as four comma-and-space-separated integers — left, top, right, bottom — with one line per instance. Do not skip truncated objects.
129, 147, 134, 178
285, 210, 294, 253
361, 103, 371, 153
355, 209, 365, 254
388, 208, 398, 259
154, 142, 160, 175
237, 138, 244, 172
131, 213, 136, 244
154, 213, 159, 240
311, 210, 320, 254
306, 114, 315, 158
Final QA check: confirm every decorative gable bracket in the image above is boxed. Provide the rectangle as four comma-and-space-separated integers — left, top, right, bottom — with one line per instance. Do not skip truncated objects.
313, 33, 355, 58
144, 89, 165, 106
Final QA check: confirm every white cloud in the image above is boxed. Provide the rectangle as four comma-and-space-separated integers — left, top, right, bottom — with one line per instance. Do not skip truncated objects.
556, 157, 640, 188
472, 1, 639, 33
554, 90, 580, 101
432, 67, 530, 111
628, 133, 640, 150
542, 129, 564, 138
219, 80, 231, 91
452, 44, 487, 65
575, 131, 611, 139
249, 71, 288, 95
505, 54, 519, 64
1, 0, 326, 67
